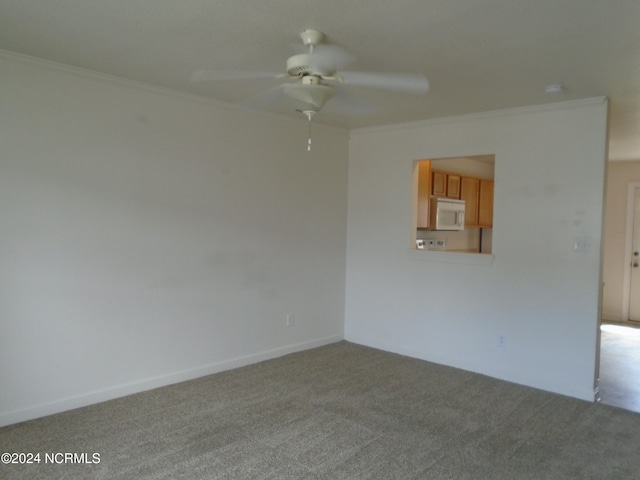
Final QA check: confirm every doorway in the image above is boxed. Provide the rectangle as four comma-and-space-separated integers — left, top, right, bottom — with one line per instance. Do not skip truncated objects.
626, 184, 640, 322
599, 177, 640, 412
598, 323, 640, 412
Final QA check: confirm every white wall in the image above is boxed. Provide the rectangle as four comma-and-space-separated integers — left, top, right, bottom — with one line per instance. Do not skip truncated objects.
0, 53, 349, 426
602, 161, 640, 321
0, 50, 609, 426
430, 157, 494, 179
345, 98, 608, 401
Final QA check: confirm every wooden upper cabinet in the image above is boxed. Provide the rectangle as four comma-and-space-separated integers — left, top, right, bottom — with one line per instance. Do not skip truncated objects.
432, 170, 447, 197
432, 170, 461, 198
423, 165, 494, 229
446, 174, 461, 198
478, 179, 494, 227
416, 161, 432, 229
460, 177, 479, 226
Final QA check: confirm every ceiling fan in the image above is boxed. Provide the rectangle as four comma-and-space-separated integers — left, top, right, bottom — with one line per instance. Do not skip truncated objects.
191, 29, 430, 119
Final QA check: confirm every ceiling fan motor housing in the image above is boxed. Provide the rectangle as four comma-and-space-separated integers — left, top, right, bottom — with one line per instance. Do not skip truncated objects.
287, 53, 333, 77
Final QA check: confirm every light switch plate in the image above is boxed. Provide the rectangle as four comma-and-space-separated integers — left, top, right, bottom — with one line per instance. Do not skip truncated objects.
573, 236, 591, 253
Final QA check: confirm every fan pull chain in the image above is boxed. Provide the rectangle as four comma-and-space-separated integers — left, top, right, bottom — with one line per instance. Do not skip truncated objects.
307, 113, 312, 152
299, 109, 315, 152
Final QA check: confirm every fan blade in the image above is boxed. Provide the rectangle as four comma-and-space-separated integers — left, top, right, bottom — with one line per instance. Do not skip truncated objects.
329, 85, 375, 115
308, 45, 355, 71
290, 44, 355, 73
338, 72, 429, 95
239, 85, 286, 110
191, 70, 282, 83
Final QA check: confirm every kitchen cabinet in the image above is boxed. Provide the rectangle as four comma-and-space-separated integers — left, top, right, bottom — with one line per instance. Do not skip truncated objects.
432, 170, 461, 198
418, 162, 493, 230
432, 170, 446, 197
478, 179, 494, 227
416, 161, 432, 229
433, 169, 493, 228
446, 174, 461, 198
460, 177, 479, 226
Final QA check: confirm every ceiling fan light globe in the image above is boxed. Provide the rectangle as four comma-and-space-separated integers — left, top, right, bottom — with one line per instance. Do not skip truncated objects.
283, 83, 335, 111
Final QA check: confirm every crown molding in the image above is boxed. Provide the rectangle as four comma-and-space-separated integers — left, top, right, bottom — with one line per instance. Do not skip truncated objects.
350, 97, 608, 136
0, 49, 347, 133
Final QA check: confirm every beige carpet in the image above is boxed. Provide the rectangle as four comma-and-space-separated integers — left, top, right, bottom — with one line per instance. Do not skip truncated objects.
1, 341, 639, 479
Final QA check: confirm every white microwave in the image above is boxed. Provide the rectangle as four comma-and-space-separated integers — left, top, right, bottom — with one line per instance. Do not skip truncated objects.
429, 197, 465, 230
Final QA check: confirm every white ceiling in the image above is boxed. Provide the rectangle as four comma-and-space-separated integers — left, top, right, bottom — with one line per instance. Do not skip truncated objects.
1, 0, 639, 160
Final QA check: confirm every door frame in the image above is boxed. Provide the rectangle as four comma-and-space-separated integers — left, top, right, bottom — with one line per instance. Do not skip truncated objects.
621, 182, 640, 321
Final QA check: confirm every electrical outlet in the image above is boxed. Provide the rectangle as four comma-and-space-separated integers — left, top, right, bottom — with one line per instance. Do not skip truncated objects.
497, 334, 507, 348
286, 313, 294, 327
416, 239, 437, 249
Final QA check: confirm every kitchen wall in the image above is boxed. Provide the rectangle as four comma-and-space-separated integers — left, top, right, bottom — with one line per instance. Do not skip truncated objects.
416, 228, 486, 253
0, 52, 349, 426
430, 156, 495, 178
602, 160, 640, 321
346, 98, 608, 401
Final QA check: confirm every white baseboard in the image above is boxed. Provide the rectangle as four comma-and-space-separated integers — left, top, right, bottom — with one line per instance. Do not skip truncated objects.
601, 311, 624, 323
0, 335, 343, 428
345, 332, 597, 403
